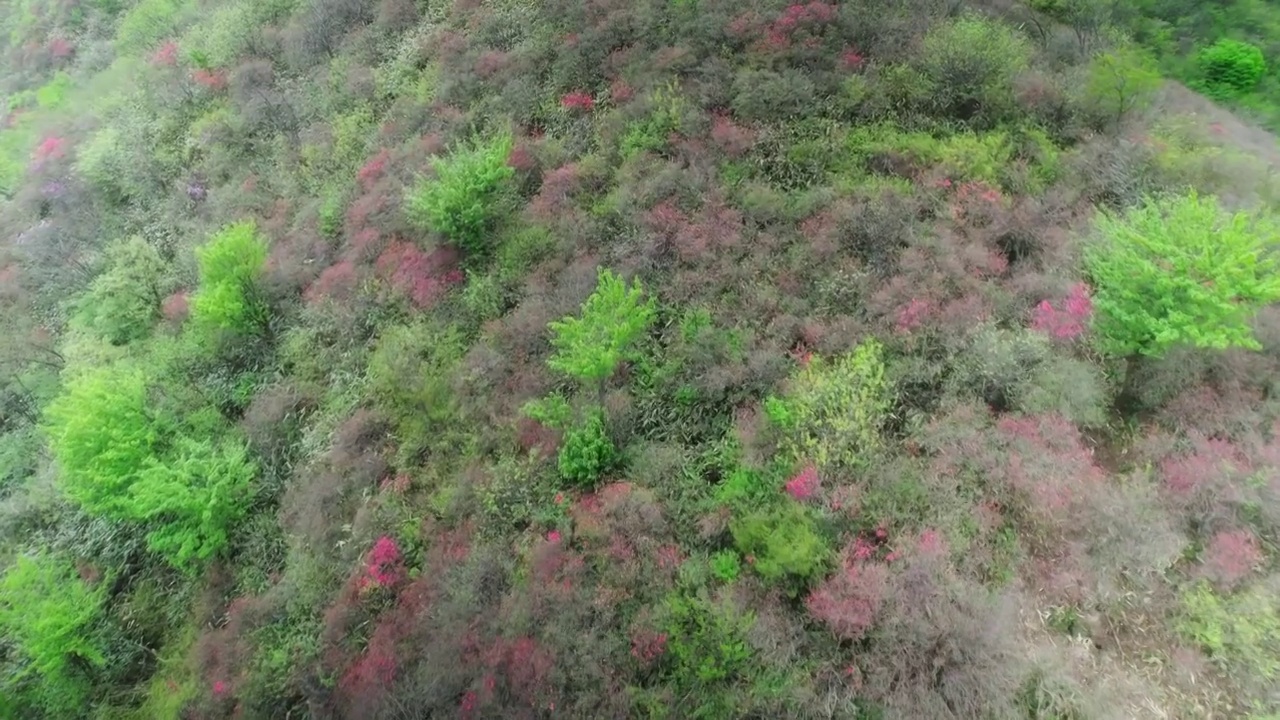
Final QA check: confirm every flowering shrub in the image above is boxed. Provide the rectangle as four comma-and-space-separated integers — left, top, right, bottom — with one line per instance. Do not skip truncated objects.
1200, 529, 1263, 589
784, 465, 821, 501
806, 544, 888, 640
1030, 283, 1093, 341
560, 91, 595, 112
361, 535, 406, 590
374, 240, 463, 308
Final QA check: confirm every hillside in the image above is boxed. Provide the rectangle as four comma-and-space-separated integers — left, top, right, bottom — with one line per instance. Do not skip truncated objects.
1, 0, 1279, 718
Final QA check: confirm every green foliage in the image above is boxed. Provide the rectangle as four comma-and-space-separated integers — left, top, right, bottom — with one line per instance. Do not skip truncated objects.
917, 15, 1030, 125
405, 132, 515, 253
1081, 45, 1162, 129
662, 589, 755, 718
709, 550, 742, 582
76, 237, 170, 345
713, 465, 778, 510
730, 504, 829, 589
557, 410, 617, 487
35, 72, 73, 110
367, 321, 466, 463
547, 268, 656, 390
1197, 39, 1266, 98
621, 83, 685, 158
766, 340, 892, 472
1085, 191, 1280, 357
190, 221, 270, 335
1179, 581, 1280, 685
44, 363, 256, 569
115, 0, 189, 54
521, 392, 574, 430
0, 554, 106, 714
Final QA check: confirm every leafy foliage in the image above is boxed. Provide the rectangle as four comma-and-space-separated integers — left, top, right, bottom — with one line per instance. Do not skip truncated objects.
76, 236, 170, 345
1196, 39, 1266, 98
730, 504, 829, 589
557, 409, 617, 487
1085, 191, 1280, 356
0, 554, 106, 715
405, 132, 515, 254
765, 340, 892, 472
547, 268, 656, 390
190, 221, 270, 335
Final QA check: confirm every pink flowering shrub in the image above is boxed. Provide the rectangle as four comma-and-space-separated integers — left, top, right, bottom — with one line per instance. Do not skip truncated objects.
361, 536, 406, 590
1200, 528, 1263, 589
161, 290, 190, 325
374, 240, 463, 308
304, 259, 358, 305
357, 148, 391, 190
806, 540, 889, 640
151, 40, 179, 67
1030, 283, 1092, 341
630, 627, 668, 666
785, 465, 821, 500
191, 68, 228, 91
560, 91, 595, 112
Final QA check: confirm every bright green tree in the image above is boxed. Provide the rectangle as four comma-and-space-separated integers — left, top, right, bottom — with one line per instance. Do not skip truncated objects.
406, 132, 515, 253
0, 554, 106, 714
1085, 192, 1280, 357
548, 268, 656, 400
44, 363, 256, 569
190, 220, 269, 335
76, 236, 171, 345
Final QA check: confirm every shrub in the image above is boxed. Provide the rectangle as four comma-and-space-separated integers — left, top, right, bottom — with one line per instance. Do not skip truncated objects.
367, 320, 466, 463
0, 554, 106, 715
1085, 192, 1280, 357
709, 550, 742, 582
44, 363, 256, 569
190, 221, 270, 336
1080, 45, 1161, 130
405, 132, 515, 254
661, 589, 755, 717
806, 547, 888, 641
1179, 580, 1280, 694
557, 410, 618, 487
730, 504, 829, 589
917, 15, 1030, 126
1196, 39, 1266, 98
765, 339, 892, 472
76, 237, 171, 345
1200, 529, 1264, 590
547, 268, 656, 398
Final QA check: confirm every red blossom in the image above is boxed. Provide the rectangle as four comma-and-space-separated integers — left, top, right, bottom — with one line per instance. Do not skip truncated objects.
151, 40, 179, 67
32, 135, 67, 164
361, 536, 405, 590
630, 629, 668, 666
507, 143, 537, 172
1201, 529, 1263, 589
840, 48, 865, 71
806, 545, 888, 640
374, 240, 462, 308
560, 91, 595, 112
356, 148, 391, 190
895, 298, 932, 334
546, 530, 562, 543
191, 68, 228, 91
1030, 283, 1093, 341
304, 260, 358, 305
785, 465, 821, 500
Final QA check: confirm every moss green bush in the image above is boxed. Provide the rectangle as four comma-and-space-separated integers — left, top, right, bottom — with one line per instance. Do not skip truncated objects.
1197, 39, 1266, 99
730, 504, 829, 590
557, 409, 618, 487
190, 221, 270, 336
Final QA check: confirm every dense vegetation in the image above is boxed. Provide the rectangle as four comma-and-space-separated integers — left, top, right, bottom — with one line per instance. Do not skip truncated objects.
0, 0, 1279, 718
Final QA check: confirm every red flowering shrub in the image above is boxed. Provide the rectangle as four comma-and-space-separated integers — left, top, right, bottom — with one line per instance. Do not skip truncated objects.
374, 240, 463, 308
561, 91, 595, 112
357, 148, 391, 190
629, 627, 667, 667
192, 68, 229, 91
304, 259, 358, 305
784, 465, 821, 500
161, 290, 190, 325
31, 136, 67, 167
151, 40, 179, 67
1200, 528, 1263, 589
806, 542, 889, 640
361, 536, 406, 590
1030, 283, 1092, 341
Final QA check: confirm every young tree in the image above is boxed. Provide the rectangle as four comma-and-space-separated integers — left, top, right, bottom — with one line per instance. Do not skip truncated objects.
0, 554, 106, 715
190, 221, 270, 335
1081, 45, 1161, 130
1085, 192, 1280, 357
405, 132, 515, 254
547, 268, 656, 401
76, 236, 171, 345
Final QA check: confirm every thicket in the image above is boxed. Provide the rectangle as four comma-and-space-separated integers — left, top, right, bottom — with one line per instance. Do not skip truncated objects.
0, 0, 1279, 717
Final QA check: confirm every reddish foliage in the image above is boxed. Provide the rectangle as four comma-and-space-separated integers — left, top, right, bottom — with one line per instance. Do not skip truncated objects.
894, 298, 932, 335
527, 163, 582, 222
507, 143, 537, 172
516, 416, 560, 458
339, 612, 402, 700
361, 536, 406, 590
840, 48, 865, 71
785, 465, 821, 501
1159, 435, 1246, 497
1030, 283, 1092, 341
629, 628, 667, 666
357, 148, 391, 190
806, 542, 889, 640
47, 37, 74, 59
192, 68, 229, 91
560, 91, 595, 112
304, 259, 358, 305
32, 135, 67, 164
474, 50, 509, 79
610, 79, 635, 104
1200, 528, 1263, 589
710, 113, 756, 157
374, 240, 463, 308
151, 40, 179, 67
162, 291, 190, 325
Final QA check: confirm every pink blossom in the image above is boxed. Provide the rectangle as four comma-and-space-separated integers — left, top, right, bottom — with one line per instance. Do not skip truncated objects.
1201, 529, 1263, 589
363, 536, 404, 588
1030, 283, 1093, 340
151, 41, 179, 67
546, 530, 562, 543
785, 465, 821, 500
840, 49, 865, 71
895, 298, 932, 334
560, 91, 595, 112
212, 680, 228, 696
806, 553, 888, 640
